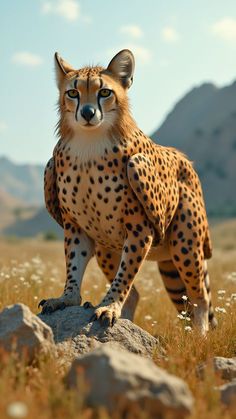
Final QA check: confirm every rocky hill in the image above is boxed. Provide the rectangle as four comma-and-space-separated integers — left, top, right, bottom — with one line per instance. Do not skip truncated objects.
0, 156, 44, 205
152, 80, 236, 217
3, 207, 63, 238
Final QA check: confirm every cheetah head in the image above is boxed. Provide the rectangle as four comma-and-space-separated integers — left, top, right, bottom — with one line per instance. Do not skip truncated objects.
55, 50, 135, 138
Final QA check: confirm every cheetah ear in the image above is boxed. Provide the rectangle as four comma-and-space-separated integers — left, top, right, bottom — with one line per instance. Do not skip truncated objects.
54, 52, 75, 87
106, 49, 135, 89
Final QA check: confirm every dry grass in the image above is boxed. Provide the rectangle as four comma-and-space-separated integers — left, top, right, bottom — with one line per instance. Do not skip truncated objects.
0, 220, 236, 418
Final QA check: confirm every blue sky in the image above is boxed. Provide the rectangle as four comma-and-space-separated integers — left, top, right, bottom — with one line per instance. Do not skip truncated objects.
1, 0, 236, 164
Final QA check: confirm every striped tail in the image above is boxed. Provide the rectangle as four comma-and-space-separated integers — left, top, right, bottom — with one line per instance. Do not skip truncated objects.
158, 260, 192, 315
158, 259, 218, 329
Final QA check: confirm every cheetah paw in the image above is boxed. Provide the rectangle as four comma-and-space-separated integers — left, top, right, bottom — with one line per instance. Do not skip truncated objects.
90, 302, 122, 327
38, 295, 81, 315
83, 301, 94, 309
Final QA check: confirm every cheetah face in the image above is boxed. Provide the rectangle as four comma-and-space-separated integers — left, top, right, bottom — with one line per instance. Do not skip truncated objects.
63, 78, 117, 131
55, 50, 135, 136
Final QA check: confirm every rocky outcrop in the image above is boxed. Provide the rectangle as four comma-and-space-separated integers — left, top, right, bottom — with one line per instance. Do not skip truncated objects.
219, 380, 236, 407
213, 357, 236, 380
38, 305, 163, 360
66, 345, 194, 417
0, 303, 54, 360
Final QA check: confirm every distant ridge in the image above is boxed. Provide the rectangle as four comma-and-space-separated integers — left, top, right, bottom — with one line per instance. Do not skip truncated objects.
4, 207, 63, 238
0, 156, 44, 205
152, 80, 236, 216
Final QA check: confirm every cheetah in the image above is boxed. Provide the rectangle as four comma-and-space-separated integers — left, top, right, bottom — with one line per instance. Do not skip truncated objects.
40, 49, 217, 335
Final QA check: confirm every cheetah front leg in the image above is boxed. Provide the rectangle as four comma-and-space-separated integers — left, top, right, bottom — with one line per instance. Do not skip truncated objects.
39, 222, 94, 314
90, 224, 154, 327
95, 245, 140, 321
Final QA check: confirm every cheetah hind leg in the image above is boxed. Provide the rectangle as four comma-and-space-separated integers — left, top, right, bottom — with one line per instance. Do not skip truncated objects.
204, 260, 218, 329
121, 285, 140, 321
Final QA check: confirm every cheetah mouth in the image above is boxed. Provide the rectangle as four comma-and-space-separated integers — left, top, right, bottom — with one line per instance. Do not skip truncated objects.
80, 121, 102, 130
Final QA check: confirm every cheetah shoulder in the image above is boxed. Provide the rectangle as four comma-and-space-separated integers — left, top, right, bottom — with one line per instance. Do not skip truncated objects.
127, 153, 169, 243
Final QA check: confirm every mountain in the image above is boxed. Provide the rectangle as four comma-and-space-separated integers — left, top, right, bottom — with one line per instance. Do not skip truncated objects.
4, 207, 63, 238
152, 80, 236, 217
0, 156, 44, 205
0, 187, 26, 231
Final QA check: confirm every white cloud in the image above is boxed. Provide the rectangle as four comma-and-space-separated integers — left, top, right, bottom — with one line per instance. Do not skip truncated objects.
0, 121, 8, 133
107, 44, 151, 64
159, 59, 169, 68
129, 45, 151, 61
42, 0, 80, 21
120, 25, 143, 39
12, 52, 43, 67
81, 15, 93, 24
161, 26, 180, 43
211, 17, 236, 41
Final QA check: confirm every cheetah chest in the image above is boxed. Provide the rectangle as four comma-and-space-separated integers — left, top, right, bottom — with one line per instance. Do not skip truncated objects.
56, 155, 137, 247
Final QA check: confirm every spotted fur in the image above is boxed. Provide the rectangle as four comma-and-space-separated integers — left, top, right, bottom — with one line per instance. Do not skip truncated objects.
40, 49, 217, 334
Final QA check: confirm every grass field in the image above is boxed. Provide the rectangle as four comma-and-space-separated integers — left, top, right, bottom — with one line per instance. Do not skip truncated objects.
0, 219, 236, 418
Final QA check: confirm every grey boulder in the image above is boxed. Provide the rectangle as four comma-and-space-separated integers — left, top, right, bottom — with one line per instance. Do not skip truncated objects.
0, 303, 54, 360
219, 379, 236, 407
38, 305, 163, 359
213, 356, 236, 380
66, 345, 194, 418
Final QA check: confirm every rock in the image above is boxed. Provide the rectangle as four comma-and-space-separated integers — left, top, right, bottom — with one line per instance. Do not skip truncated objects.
66, 345, 194, 417
213, 357, 236, 380
38, 305, 163, 359
219, 380, 236, 407
0, 303, 54, 360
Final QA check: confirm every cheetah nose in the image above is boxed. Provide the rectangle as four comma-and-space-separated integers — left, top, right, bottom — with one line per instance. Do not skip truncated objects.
81, 105, 96, 122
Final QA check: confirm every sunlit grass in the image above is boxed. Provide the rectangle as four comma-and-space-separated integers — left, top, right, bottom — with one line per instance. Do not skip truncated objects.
0, 221, 236, 418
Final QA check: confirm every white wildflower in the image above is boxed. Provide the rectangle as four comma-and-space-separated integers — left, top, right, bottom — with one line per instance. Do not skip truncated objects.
182, 295, 188, 301
181, 310, 187, 315
215, 306, 226, 313
184, 326, 192, 332
217, 289, 226, 295
144, 315, 152, 321
7, 401, 28, 418
31, 257, 41, 265
30, 274, 40, 281
193, 303, 198, 307
177, 314, 184, 320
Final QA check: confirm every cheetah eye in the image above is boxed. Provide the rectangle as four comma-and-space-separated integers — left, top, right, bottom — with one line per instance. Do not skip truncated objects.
66, 89, 79, 99
99, 89, 112, 98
